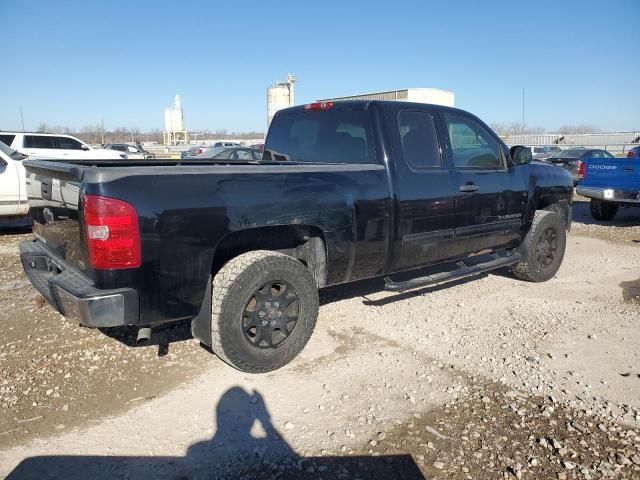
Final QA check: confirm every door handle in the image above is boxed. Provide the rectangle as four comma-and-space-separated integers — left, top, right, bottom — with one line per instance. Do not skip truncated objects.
459, 184, 479, 193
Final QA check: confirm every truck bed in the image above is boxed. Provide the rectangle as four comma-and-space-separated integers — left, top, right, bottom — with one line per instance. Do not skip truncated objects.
23, 158, 390, 326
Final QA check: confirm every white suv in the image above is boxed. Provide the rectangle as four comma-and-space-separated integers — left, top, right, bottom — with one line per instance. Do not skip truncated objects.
0, 132, 126, 160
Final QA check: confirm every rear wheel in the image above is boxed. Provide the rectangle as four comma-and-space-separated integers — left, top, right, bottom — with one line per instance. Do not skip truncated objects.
590, 199, 619, 221
512, 210, 566, 282
210, 250, 319, 373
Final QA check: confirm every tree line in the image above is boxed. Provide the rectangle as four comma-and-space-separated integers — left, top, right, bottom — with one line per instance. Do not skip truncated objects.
490, 122, 601, 137
34, 123, 265, 145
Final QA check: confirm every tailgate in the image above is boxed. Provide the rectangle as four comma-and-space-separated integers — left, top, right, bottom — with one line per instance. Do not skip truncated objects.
24, 160, 88, 271
581, 158, 640, 189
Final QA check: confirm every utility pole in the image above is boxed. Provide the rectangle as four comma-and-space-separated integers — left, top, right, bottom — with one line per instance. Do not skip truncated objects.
522, 88, 525, 129
20, 106, 25, 132
101, 118, 104, 145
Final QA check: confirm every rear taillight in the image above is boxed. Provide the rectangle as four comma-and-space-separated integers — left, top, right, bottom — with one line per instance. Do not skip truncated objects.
304, 101, 333, 110
578, 161, 586, 180
83, 194, 140, 269
628, 150, 634, 158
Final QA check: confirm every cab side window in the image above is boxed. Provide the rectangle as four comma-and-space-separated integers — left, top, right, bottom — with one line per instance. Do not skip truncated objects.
56, 137, 84, 150
24, 135, 56, 149
397, 110, 441, 169
444, 114, 503, 169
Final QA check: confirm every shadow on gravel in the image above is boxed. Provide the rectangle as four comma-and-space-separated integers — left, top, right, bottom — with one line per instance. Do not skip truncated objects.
620, 278, 640, 303
7, 387, 425, 480
99, 320, 194, 357
573, 199, 639, 227
0, 215, 32, 233
320, 267, 488, 307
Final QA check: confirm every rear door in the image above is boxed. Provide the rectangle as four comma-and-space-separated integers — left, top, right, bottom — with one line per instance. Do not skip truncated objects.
387, 105, 456, 270
23, 135, 58, 158
442, 112, 527, 254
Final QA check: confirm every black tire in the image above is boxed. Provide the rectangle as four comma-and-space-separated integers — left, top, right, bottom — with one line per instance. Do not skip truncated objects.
512, 210, 566, 282
590, 199, 619, 221
210, 250, 319, 373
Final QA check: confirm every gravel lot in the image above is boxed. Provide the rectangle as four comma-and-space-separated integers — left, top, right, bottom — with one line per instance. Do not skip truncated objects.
0, 198, 638, 479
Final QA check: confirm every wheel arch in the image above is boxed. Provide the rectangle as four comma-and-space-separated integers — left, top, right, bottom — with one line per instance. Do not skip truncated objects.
211, 224, 328, 288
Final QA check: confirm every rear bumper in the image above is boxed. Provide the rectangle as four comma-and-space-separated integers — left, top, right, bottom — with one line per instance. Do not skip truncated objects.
576, 186, 640, 204
19, 240, 139, 328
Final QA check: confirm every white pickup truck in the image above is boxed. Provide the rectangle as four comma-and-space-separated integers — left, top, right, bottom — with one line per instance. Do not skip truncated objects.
0, 141, 29, 218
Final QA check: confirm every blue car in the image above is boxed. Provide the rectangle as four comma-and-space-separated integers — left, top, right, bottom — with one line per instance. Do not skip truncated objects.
576, 156, 640, 220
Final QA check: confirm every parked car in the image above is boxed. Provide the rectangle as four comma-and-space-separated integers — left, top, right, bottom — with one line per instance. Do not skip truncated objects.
0, 140, 29, 218
19, 100, 573, 373
526, 146, 561, 161
180, 146, 206, 159
526, 146, 551, 160
576, 156, 639, 220
0, 132, 125, 160
627, 146, 640, 158
546, 148, 615, 184
195, 147, 262, 161
212, 141, 241, 148
103, 143, 155, 159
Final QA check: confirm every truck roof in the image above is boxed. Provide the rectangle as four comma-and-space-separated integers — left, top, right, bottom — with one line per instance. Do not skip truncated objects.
278, 99, 467, 116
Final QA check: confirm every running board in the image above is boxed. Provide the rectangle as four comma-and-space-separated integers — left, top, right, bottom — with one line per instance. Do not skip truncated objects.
384, 252, 521, 292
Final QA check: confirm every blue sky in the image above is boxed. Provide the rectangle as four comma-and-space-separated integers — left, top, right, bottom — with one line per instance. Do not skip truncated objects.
1, 0, 638, 133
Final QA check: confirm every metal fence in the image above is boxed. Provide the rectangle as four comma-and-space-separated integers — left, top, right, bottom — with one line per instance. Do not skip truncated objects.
506, 132, 639, 156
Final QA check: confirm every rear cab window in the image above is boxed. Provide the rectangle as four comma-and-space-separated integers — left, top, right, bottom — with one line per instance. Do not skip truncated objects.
264, 107, 376, 164
397, 110, 441, 169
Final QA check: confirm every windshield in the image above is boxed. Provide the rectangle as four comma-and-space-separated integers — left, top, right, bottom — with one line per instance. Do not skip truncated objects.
550, 149, 584, 158
0, 140, 27, 160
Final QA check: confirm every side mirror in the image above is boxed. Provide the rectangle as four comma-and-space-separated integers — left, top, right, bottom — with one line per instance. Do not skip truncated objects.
81, 145, 90, 151
510, 145, 532, 166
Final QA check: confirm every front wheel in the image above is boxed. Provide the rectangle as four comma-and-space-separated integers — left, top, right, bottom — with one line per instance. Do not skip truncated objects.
512, 210, 567, 282
590, 199, 619, 221
210, 250, 319, 373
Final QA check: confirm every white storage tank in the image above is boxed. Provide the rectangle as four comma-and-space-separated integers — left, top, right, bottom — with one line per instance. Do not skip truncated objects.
164, 94, 184, 132
267, 74, 296, 126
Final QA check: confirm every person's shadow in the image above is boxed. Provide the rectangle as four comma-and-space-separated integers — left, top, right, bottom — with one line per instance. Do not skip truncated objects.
185, 386, 297, 467
7, 387, 425, 479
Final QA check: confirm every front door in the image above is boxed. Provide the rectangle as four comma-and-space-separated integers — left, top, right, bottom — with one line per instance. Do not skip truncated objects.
390, 106, 456, 271
442, 112, 527, 254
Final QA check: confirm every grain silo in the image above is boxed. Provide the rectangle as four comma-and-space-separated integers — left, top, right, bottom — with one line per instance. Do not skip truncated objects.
164, 95, 188, 145
267, 74, 296, 126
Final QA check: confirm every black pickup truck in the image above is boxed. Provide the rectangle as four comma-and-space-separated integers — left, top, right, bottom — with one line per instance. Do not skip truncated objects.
20, 100, 573, 372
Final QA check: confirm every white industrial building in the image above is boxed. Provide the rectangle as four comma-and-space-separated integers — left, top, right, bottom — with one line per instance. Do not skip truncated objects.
319, 87, 455, 107
164, 95, 188, 145
267, 74, 296, 126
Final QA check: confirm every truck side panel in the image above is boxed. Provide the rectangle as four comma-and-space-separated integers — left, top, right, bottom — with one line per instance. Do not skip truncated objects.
80, 166, 391, 325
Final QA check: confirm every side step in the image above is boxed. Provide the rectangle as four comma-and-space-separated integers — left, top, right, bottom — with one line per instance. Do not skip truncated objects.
384, 251, 521, 292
